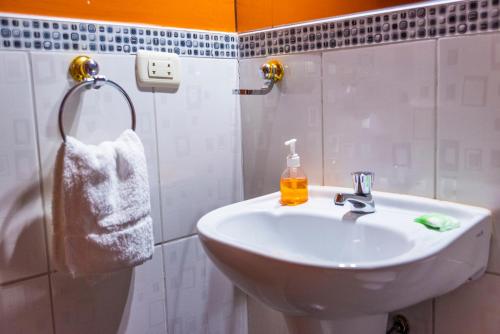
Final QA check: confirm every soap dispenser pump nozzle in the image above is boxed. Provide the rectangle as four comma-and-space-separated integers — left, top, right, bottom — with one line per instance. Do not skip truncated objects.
284, 138, 300, 168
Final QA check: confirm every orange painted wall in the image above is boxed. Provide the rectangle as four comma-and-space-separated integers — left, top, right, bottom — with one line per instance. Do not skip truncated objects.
0, 0, 236, 32
237, 0, 421, 32
0, 0, 424, 33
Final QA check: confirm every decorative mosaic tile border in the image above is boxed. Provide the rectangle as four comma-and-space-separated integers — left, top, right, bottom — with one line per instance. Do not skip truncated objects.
238, 0, 500, 58
2, 0, 499, 59
0, 14, 238, 58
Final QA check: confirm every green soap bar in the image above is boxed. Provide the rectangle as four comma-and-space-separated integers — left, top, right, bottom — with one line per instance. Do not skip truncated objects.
415, 213, 460, 232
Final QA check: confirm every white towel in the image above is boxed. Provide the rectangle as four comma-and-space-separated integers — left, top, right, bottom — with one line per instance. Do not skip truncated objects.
52, 129, 154, 276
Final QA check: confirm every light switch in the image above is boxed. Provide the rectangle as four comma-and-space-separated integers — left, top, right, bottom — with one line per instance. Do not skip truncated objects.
136, 50, 181, 90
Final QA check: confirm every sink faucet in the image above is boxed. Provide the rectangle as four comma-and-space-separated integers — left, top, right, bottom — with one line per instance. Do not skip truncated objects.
334, 171, 375, 213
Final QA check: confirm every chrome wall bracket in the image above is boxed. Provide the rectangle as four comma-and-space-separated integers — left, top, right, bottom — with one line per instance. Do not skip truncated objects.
233, 60, 284, 95
69, 55, 100, 82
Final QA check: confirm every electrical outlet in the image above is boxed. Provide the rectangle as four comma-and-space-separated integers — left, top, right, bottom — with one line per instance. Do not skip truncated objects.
136, 51, 181, 89
148, 60, 173, 79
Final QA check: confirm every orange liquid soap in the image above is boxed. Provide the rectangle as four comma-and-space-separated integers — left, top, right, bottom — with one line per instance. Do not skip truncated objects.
280, 176, 308, 206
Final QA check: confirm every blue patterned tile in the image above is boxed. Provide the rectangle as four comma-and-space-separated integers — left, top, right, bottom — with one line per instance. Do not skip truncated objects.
0, 14, 238, 58
238, 0, 500, 58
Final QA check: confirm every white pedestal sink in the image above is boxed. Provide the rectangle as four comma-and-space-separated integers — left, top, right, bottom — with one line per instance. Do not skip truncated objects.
197, 186, 491, 334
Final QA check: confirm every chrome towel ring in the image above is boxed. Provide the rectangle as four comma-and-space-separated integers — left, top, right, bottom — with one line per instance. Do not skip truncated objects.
58, 55, 136, 142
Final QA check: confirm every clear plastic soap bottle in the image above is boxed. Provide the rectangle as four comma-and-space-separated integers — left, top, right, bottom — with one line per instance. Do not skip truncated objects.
280, 138, 308, 205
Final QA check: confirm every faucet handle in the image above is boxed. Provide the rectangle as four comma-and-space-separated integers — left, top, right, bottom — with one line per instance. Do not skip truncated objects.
351, 171, 374, 196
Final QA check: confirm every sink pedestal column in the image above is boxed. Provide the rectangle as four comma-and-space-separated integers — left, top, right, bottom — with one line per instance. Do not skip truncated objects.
284, 313, 388, 334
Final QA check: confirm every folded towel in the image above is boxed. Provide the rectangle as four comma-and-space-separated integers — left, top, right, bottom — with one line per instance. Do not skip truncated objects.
52, 129, 154, 276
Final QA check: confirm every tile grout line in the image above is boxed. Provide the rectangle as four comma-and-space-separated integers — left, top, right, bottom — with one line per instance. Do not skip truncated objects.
151, 86, 166, 247
159, 228, 170, 334
0, 232, 197, 285
433, 38, 439, 201
154, 232, 199, 246
234, 63, 245, 201
0, 271, 56, 287
26, 50, 58, 334
432, 298, 436, 334
235, 57, 246, 201
319, 52, 325, 187
431, 33, 439, 334
0, 231, 198, 287
234, 56, 251, 334
151, 85, 171, 333
433, 28, 439, 334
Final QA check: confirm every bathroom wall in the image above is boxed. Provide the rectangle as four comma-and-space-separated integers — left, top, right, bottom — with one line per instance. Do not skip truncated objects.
2, 1, 500, 333
239, 1, 500, 333
236, 0, 420, 32
0, 0, 236, 31
0, 16, 246, 334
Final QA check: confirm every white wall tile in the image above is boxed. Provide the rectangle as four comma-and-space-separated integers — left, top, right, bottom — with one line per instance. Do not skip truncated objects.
6, 28, 500, 334
163, 235, 247, 334
435, 273, 500, 334
51, 246, 166, 334
0, 275, 54, 334
239, 55, 323, 199
2, 50, 245, 334
436, 33, 500, 273
0, 51, 47, 284
322, 41, 436, 197
30, 52, 163, 253
155, 58, 242, 241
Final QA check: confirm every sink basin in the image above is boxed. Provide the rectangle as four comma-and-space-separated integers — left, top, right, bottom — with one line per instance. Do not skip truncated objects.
212, 211, 414, 266
197, 186, 492, 334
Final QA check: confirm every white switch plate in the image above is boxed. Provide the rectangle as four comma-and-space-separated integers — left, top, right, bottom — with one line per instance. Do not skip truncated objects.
136, 50, 181, 89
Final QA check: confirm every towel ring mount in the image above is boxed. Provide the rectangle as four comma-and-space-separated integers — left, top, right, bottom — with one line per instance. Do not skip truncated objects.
58, 55, 136, 142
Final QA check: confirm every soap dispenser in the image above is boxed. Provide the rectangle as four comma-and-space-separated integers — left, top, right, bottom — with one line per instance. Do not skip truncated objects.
280, 138, 308, 205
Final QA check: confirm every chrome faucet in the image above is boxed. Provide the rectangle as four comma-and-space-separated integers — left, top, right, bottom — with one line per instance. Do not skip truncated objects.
334, 171, 375, 213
